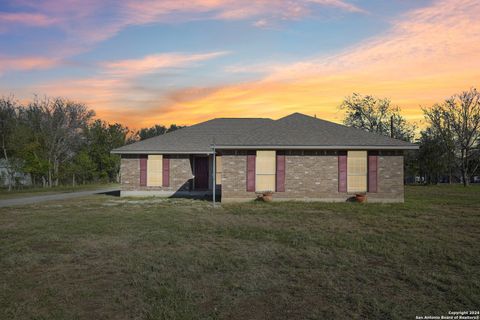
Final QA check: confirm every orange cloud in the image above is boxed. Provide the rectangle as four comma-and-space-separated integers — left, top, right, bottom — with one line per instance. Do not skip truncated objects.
31, 51, 228, 126
131, 0, 480, 128
15, 0, 480, 131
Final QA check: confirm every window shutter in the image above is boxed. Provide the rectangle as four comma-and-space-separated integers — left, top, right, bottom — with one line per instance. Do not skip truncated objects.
140, 155, 147, 186
347, 151, 367, 193
147, 155, 163, 186
163, 157, 170, 187
246, 151, 256, 192
368, 151, 378, 193
338, 151, 347, 192
276, 151, 285, 192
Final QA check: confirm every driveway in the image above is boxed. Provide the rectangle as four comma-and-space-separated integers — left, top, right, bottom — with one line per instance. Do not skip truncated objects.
0, 188, 120, 208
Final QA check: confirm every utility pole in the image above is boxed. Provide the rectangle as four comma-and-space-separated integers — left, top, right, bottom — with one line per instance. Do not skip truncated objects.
390, 116, 394, 138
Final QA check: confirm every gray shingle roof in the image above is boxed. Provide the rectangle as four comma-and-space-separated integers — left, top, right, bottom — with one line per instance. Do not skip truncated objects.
111, 118, 273, 154
112, 113, 417, 154
220, 113, 417, 148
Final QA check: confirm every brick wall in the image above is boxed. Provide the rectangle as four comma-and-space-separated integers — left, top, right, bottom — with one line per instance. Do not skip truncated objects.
120, 155, 193, 193
120, 151, 405, 202
221, 150, 404, 203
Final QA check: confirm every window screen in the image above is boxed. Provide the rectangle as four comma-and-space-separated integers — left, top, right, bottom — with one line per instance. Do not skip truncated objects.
215, 155, 222, 185
347, 151, 367, 193
147, 155, 163, 187
256, 151, 276, 191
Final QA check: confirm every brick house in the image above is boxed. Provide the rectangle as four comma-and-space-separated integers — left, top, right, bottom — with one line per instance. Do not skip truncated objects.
111, 113, 418, 202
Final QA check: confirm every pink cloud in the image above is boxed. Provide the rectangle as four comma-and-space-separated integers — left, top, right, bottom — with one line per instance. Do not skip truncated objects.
12, 0, 365, 44
1, 0, 365, 72
0, 56, 59, 74
0, 12, 57, 27
100, 51, 229, 78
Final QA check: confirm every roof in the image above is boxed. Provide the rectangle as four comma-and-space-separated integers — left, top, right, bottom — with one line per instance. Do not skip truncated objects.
112, 113, 418, 154
112, 118, 273, 154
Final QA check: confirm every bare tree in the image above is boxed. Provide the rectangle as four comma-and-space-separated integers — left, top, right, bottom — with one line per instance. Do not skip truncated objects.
423, 88, 480, 186
340, 93, 416, 142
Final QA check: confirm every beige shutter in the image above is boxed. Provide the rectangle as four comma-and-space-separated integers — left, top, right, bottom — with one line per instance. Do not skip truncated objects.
347, 151, 367, 193
147, 155, 163, 186
256, 151, 276, 191
215, 155, 222, 185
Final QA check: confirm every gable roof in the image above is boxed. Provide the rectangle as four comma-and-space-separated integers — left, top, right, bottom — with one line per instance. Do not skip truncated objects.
112, 113, 418, 154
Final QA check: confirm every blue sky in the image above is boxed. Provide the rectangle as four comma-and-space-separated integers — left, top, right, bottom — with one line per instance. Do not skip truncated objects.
1, 0, 478, 127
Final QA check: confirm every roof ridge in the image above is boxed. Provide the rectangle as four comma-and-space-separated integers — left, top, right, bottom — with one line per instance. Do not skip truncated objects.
213, 117, 273, 120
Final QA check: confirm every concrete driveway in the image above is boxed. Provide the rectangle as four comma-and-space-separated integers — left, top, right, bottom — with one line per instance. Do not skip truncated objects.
0, 188, 120, 208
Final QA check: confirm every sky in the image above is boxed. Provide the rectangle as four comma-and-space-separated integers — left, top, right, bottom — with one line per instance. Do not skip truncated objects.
1, 0, 479, 129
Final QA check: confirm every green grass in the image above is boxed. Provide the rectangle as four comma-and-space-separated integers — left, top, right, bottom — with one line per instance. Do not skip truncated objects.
0, 183, 119, 200
0, 185, 479, 319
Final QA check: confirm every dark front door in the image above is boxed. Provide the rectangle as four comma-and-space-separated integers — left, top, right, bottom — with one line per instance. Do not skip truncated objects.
194, 157, 209, 190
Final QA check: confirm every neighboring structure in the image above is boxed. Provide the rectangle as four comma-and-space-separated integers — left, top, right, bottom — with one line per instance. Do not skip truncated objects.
0, 159, 32, 188
111, 113, 418, 202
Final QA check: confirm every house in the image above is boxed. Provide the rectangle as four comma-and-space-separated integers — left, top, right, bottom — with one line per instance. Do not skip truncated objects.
111, 113, 418, 202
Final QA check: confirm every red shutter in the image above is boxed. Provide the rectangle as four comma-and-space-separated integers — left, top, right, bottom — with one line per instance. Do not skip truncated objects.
140, 155, 147, 186
276, 151, 286, 192
246, 151, 256, 192
368, 151, 378, 193
163, 157, 170, 187
338, 151, 347, 192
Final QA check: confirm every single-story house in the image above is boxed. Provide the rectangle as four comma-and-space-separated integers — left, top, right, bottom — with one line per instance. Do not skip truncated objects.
111, 113, 418, 202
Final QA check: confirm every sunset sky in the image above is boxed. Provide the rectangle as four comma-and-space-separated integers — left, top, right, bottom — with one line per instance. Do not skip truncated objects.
1, 0, 479, 129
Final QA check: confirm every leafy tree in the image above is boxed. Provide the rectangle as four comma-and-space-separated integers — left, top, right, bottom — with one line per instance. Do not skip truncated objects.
340, 93, 416, 142
417, 128, 453, 184
137, 124, 185, 141
423, 88, 480, 186
24, 96, 95, 186
85, 120, 131, 182
64, 150, 97, 185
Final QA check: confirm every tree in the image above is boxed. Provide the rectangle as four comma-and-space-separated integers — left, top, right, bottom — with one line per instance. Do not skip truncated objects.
417, 128, 453, 184
24, 96, 95, 187
137, 124, 185, 141
423, 88, 480, 186
340, 93, 416, 142
0, 96, 24, 190
64, 150, 96, 185
85, 120, 131, 182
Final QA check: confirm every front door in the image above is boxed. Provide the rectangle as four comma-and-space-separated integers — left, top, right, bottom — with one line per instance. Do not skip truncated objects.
194, 157, 209, 190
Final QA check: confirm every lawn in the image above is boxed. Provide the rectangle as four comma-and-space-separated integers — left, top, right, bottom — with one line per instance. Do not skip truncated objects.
0, 185, 479, 319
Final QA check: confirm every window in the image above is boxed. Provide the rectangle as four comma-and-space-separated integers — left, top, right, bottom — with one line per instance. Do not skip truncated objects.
347, 151, 367, 193
215, 155, 222, 185
147, 155, 163, 186
256, 151, 276, 191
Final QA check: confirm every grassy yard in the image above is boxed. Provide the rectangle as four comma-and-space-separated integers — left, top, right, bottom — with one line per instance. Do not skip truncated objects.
0, 183, 119, 200
0, 185, 479, 319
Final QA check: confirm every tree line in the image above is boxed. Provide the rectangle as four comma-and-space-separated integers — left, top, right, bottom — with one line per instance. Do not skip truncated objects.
0, 95, 182, 190
1, 88, 479, 190
340, 88, 480, 186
